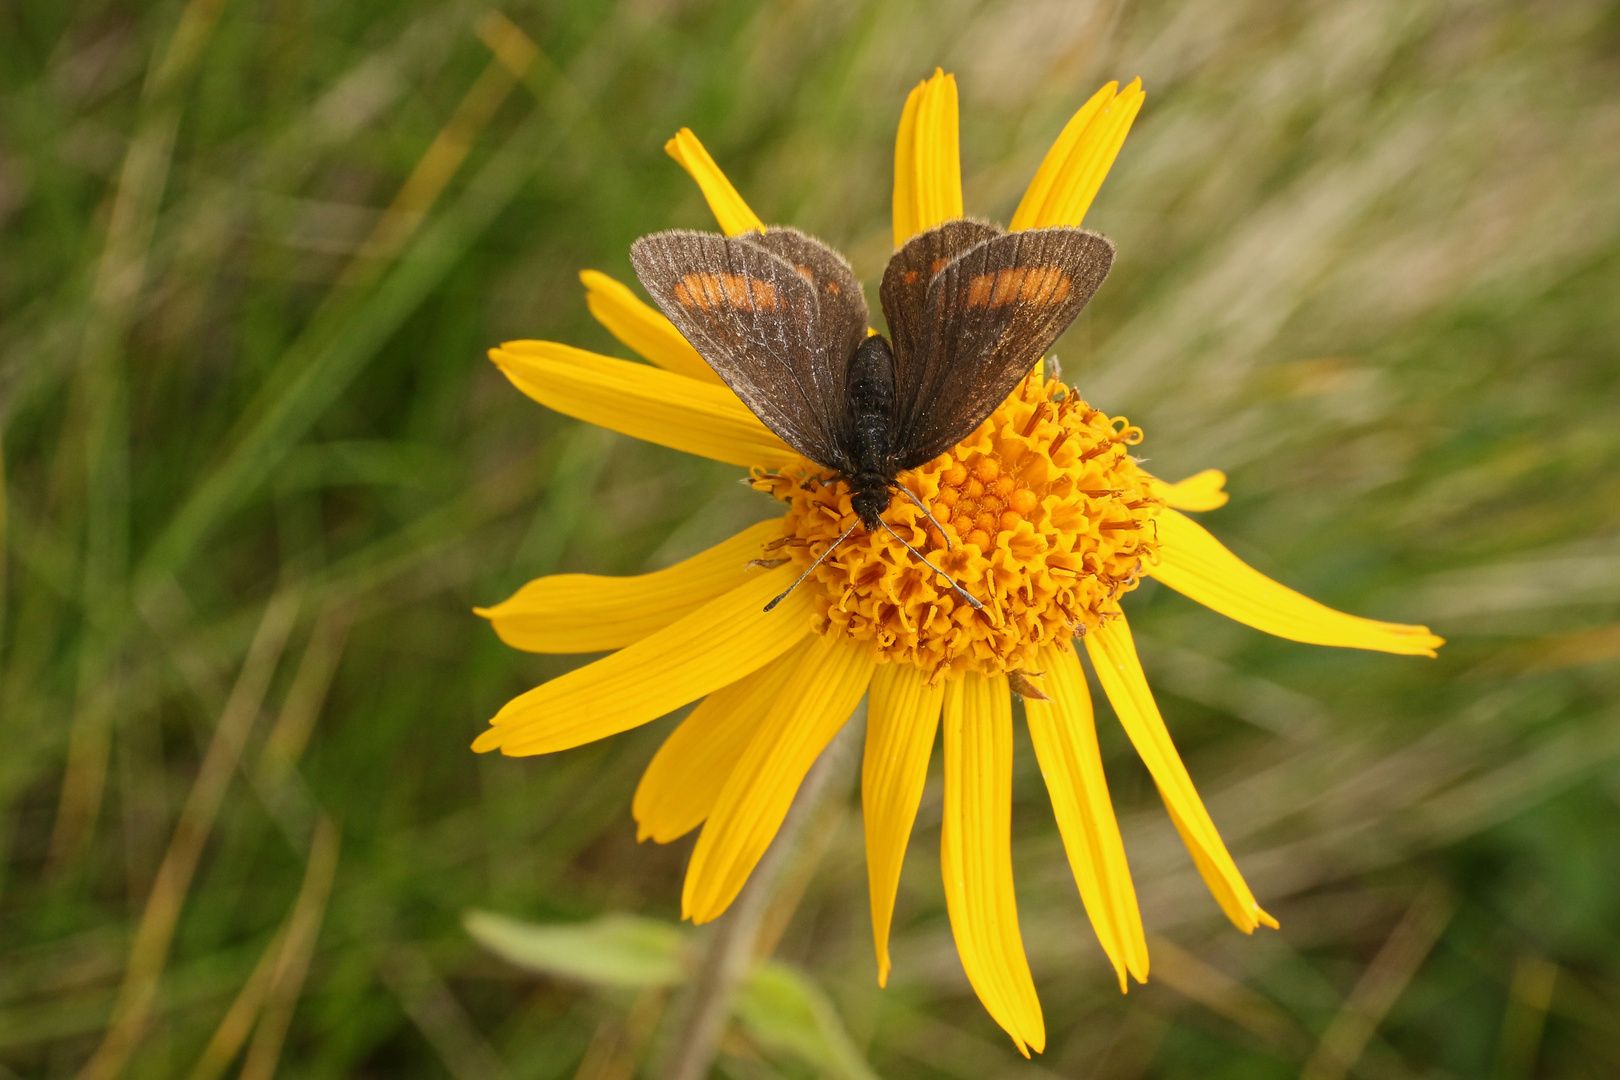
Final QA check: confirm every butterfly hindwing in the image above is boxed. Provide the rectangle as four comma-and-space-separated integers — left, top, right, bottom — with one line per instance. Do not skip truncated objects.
631, 229, 866, 469
878, 219, 1001, 369
892, 227, 1115, 469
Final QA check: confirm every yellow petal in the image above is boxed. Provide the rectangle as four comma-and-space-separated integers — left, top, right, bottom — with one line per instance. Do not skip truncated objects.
489, 342, 797, 471
862, 662, 945, 987
1009, 81, 1114, 232
1009, 78, 1143, 232
1151, 508, 1445, 656
633, 641, 807, 843
664, 127, 765, 237
891, 83, 921, 248
941, 671, 1045, 1056
1154, 468, 1230, 511
683, 633, 875, 923
892, 68, 963, 248
1084, 613, 1277, 933
476, 519, 782, 654
1023, 643, 1148, 991
578, 269, 722, 385
472, 563, 814, 756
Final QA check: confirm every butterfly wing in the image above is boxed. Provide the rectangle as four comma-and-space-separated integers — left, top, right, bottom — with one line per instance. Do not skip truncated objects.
739, 227, 869, 357
630, 229, 868, 469
892, 227, 1115, 470
878, 219, 1001, 370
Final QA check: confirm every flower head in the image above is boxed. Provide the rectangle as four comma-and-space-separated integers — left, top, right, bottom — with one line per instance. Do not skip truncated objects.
472, 69, 1442, 1055
755, 370, 1158, 680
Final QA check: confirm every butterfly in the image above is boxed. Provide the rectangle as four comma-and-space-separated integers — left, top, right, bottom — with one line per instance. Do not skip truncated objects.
630, 219, 1115, 610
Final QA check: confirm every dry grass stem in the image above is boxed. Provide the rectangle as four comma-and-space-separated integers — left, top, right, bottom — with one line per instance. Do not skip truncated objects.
74, 592, 300, 1080
237, 814, 342, 1080
1301, 882, 1458, 1080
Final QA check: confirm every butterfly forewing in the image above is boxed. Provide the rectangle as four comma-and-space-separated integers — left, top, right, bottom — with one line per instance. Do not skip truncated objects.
739, 228, 869, 360
631, 230, 868, 469
892, 227, 1115, 469
878, 219, 1001, 368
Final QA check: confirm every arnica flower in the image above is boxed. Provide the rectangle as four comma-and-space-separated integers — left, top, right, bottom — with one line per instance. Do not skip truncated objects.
473, 70, 1443, 1054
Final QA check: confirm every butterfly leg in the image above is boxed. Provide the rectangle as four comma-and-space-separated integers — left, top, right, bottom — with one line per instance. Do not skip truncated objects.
892, 484, 953, 550
763, 524, 859, 612
878, 520, 984, 611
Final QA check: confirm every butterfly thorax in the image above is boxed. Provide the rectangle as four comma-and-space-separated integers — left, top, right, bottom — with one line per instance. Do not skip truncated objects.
842, 334, 899, 528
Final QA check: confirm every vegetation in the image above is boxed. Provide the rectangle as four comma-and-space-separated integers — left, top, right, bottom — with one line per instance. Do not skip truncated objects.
3, 0, 1619, 1076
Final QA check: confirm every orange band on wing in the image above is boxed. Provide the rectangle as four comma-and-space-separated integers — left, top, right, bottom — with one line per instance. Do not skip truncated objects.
965, 267, 1073, 309
673, 272, 779, 312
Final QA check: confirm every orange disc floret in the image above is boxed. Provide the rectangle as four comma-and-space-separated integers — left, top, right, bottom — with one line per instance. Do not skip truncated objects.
751, 370, 1160, 679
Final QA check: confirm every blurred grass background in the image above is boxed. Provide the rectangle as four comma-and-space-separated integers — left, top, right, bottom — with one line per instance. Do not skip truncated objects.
3, 0, 1620, 1076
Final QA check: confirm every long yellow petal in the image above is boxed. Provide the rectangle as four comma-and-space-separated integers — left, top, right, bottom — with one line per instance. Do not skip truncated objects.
1009, 79, 1143, 231
476, 520, 781, 654
1084, 613, 1277, 933
1151, 508, 1444, 656
683, 633, 875, 923
665, 127, 765, 237
579, 269, 722, 384
473, 563, 814, 756
862, 662, 944, 987
1154, 468, 1230, 511
633, 642, 806, 843
891, 82, 921, 248
1009, 81, 1114, 231
941, 672, 1045, 1056
489, 342, 797, 471
1023, 643, 1148, 991
892, 68, 963, 247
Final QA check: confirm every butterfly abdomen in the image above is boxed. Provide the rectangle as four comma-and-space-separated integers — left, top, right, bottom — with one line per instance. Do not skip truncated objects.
844, 334, 899, 528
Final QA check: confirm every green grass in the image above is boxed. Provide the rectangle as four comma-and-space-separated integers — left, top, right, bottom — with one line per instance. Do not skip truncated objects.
3, 0, 1620, 1077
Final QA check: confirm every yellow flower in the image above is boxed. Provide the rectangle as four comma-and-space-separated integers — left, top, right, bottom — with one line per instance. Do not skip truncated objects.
472, 69, 1442, 1055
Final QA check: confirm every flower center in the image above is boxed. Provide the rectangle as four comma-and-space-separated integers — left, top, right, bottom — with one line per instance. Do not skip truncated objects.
753, 370, 1161, 679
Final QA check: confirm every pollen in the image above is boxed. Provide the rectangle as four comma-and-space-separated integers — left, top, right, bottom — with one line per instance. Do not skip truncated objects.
752, 370, 1160, 679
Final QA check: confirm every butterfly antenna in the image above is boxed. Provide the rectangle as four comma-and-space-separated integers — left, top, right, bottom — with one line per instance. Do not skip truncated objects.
763, 524, 858, 612
879, 520, 984, 611
893, 485, 953, 550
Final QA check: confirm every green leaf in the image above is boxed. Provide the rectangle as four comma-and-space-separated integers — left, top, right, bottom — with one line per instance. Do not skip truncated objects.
463, 910, 689, 989
735, 960, 880, 1080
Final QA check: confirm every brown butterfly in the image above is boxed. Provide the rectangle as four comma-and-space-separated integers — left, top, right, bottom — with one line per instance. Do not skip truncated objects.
631, 220, 1114, 610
